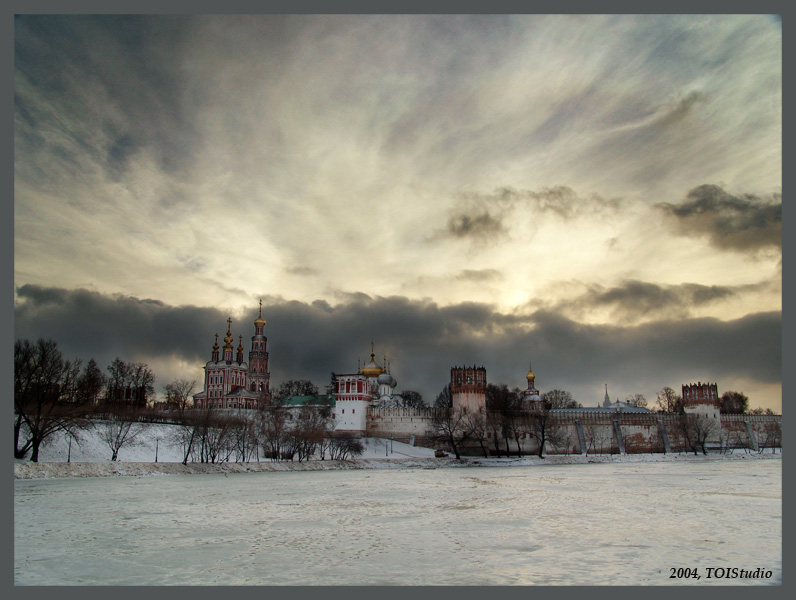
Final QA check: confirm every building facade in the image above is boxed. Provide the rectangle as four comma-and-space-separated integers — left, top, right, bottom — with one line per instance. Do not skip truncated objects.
193, 303, 271, 410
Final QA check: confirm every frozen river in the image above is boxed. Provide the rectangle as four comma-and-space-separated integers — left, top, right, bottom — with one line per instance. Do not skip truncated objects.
15, 459, 781, 585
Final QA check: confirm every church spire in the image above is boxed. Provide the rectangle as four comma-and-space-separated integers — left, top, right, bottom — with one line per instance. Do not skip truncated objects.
254, 299, 266, 332
211, 333, 219, 362
223, 317, 234, 361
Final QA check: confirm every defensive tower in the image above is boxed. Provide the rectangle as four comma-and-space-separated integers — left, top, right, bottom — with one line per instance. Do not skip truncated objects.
450, 365, 486, 413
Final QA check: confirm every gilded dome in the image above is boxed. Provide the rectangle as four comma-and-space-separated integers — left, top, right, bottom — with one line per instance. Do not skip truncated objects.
361, 352, 384, 378
254, 300, 266, 327
526, 365, 535, 381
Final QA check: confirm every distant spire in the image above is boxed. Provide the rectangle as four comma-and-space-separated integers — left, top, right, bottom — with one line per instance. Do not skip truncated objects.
224, 317, 234, 348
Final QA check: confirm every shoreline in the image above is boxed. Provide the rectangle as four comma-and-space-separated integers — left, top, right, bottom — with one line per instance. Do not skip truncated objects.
14, 450, 781, 480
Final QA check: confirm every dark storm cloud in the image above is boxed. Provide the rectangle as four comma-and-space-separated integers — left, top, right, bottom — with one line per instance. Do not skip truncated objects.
15, 286, 781, 405
657, 184, 782, 251
14, 15, 200, 185
548, 279, 767, 324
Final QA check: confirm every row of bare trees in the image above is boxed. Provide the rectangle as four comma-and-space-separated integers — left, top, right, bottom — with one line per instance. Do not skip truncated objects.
431, 383, 576, 459
167, 403, 364, 464
14, 338, 162, 461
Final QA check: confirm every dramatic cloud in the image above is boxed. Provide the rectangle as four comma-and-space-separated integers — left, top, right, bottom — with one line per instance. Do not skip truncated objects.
14, 286, 781, 410
13, 16, 782, 410
657, 184, 782, 251
545, 279, 775, 324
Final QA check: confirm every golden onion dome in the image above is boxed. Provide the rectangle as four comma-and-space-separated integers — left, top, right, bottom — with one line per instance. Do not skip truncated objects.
526, 364, 536, 381
254, 300, 266, 327
361, 352, 384, 378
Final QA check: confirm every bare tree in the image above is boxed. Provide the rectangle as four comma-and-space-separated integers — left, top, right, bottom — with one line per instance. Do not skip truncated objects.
655, 387, 682, 413
14, 339, 89, 462
77, 359, 107, 408
228, 411, 261, 462
759, 421, 781, 453
625, 393, 648, 408
260, 405, 291, 460
401, 390, 426, 409
293, 405, 332, 462
529, 400, 565, 458
96, 409, 142, 461
680, 413, 716, 455
466, 410, 490, 458
434, 383, 452, 409
169, 411, 200, 465
327, 432, 365, 461
432, 406, 473, 459
542, 389, 580, 409
105, 358, 155, 407
584, 423, 611, 455
164, 378, 196, 415
486, 383, 521, 456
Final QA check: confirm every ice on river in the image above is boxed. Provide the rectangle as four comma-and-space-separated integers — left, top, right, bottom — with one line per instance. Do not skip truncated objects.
15, 459, 781, 585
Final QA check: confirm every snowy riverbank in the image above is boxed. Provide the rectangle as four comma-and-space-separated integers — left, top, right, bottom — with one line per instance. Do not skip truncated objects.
15, 448, 780, 479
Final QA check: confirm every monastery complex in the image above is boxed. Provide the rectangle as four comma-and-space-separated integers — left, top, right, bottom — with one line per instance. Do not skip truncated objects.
192, 305, 781, 456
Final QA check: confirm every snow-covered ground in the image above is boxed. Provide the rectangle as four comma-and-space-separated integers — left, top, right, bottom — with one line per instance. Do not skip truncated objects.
15, 458, 781, 585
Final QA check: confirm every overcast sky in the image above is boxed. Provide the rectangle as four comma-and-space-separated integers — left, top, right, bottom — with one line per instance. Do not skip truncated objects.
14, 14, 782, 410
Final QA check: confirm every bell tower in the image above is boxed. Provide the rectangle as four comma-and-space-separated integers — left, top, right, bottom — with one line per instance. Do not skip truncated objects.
248, 300, 271, 402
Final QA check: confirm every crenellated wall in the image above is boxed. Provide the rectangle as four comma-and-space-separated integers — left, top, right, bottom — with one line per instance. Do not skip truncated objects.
365, 407, 782, 455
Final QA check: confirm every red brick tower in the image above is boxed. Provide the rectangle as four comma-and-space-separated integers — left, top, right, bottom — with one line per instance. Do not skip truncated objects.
248, 300, 271, 400
682, 382, 719, 409
450, 365, 487, 413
